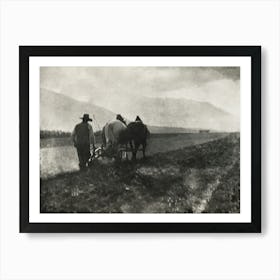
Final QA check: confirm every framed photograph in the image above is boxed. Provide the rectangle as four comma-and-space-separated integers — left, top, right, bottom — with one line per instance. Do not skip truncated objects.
20, 46, 261, 233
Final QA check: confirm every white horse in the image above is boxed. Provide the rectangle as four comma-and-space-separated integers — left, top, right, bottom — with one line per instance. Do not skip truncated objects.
102, 120, 127, 146
101, 119, 129, 158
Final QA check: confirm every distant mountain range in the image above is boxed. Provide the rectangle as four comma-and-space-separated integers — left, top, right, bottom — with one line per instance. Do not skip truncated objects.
41, 88, 115, 132
40, 89, 239, 133
113, 95, 239, 132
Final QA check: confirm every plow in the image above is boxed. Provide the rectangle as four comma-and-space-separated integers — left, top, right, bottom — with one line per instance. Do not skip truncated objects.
88, 144, 136, 165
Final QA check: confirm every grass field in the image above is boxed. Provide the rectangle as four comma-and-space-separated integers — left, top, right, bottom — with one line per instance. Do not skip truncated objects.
40, 133, 240, 213
40, 132, 228, 178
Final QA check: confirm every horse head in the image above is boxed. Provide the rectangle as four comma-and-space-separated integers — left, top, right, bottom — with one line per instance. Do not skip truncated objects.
116, 114, 126, 125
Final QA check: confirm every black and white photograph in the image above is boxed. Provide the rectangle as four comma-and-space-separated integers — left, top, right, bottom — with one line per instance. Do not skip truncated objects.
40, 66, 241, 214
19, 46, 261, 233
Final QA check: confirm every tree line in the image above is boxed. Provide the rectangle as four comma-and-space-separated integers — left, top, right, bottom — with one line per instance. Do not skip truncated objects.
40, 130, 71, 139
40, 130, 102, 139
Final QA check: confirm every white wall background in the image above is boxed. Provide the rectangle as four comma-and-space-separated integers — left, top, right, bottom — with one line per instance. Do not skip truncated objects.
0, 0, 279, 279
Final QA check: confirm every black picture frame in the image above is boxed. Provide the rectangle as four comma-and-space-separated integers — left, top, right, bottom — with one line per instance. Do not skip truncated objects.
20, 46, 261, 233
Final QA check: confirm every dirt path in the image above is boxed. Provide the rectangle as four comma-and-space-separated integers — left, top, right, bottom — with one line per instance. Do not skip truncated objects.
183, 169, 220, 213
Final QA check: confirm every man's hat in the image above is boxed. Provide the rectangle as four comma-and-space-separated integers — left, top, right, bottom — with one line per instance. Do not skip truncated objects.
80, 113, 92, 122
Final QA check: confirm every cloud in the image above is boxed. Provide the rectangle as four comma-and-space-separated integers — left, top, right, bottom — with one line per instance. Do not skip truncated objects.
40, 66, 240, 115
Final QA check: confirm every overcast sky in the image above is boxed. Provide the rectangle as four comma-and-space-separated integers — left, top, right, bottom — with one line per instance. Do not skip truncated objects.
40, 66, 240, 116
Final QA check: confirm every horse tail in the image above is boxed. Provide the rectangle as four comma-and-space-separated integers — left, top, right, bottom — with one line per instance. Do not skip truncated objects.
101, 126, 106, 148
108, 123, 116, 146
145, 125, 150, 138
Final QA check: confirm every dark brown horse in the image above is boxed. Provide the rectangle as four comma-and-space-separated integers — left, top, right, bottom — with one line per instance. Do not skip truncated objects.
120, 116, 150, 160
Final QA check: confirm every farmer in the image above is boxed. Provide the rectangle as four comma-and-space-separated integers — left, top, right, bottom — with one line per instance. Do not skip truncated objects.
72, 113, 95, 170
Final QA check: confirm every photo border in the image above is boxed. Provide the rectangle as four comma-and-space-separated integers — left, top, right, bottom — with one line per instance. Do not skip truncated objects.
19, 46, 261, 233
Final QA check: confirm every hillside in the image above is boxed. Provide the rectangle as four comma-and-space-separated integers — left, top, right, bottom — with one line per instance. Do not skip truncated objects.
121, 96, 239, 132
91, 93, 239, 132
41, 89, 238, 133
40, 88, 116, 132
